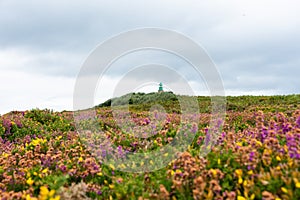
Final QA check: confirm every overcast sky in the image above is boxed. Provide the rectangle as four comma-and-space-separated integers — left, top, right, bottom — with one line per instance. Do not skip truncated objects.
1, 0, 300, 114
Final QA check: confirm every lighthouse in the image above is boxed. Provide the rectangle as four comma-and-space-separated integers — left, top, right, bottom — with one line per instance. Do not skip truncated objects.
158, 82, 164, 93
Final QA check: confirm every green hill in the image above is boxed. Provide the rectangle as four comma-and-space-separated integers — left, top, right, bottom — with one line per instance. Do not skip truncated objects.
98, 92, 300, 113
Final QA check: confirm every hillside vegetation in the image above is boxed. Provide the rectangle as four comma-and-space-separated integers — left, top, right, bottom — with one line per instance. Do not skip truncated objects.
98, 93, 300, 113
0, 94, 300, 199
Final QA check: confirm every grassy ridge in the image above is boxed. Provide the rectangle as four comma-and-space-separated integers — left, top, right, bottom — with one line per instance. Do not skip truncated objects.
98, 93, 300, 113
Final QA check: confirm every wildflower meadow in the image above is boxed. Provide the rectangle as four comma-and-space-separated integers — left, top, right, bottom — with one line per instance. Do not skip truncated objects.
0, 94, 299, 199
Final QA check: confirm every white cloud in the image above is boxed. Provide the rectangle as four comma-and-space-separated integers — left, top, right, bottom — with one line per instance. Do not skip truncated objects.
0, 48, 83, 77
0, 69, 75, 114
0, 0, 300, 113
225, 89, 280, 96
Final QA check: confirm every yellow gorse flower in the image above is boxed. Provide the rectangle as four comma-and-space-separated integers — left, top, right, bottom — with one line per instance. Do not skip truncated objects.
293, 178, 300, 188
26, 177, 34, 186
109, 184, 115, 189
237, 196, 246, 200
236, 142, 243, 147
26, 194, 38, 200
109, 164, 115, 170
238, 177, 243, 184
256, 140, 262, 146
97, 172, 103, 176
39, 186, 59, 200
2, 153, 9, 158
235, 169, 244, 184
50, 197, 60, 200
170, 170, 175, 176
281, 187, 288, 193
49, 190, 55, 197
288, 159, 293, 167
31, 138, 47, 146
42, 168, 48, 174
235, 169, 243, 177
276, 156, 281, 161
243, 180, 248, 187
120, 163, 126, 169
39, 186, 49, 197
210, 169, 217, 177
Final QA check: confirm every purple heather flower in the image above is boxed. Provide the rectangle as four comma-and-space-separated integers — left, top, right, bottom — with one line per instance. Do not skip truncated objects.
249, 151, 255, 162
154, 112, 159, 119
117, 145, 124, 157
217, 119, 223, 127
204, 128, 209, 134
2, 119, 12, 134
191, 123, 198, 134
197, 136, 203, 145
290, 147, 297, 152
93, 165, 99, 170
260, 129, 268, 143
296, 116, 300, 128
166, 118, 171, 123
59, 165, 67, 172
205, 133, 211, 146
144, 118, 150, 124
117, 179, 122, 183
41, 158, 51, 168
221, 132, 226, 138
18, 171, 25, 176
15, 120, 22, 128
102, 150, 107, 158
68, 170, 76, 176
279, 148, 285, 154
282, 124, 291, 133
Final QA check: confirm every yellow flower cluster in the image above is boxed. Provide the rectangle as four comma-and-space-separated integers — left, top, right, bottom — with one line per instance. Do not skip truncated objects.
235, 169, 243, 184
25, 186, 60, 200
26, 138, 47, 147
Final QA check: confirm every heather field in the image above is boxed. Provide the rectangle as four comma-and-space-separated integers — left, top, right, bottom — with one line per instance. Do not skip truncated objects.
0, 95, 300, 200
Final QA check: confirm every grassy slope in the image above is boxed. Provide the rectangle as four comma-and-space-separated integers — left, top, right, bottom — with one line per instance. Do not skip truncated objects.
97, 92, 300, 113
0, 94, 300, 199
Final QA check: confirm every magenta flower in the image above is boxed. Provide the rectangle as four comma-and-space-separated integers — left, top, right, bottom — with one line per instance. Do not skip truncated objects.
296, 116, 300, 128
